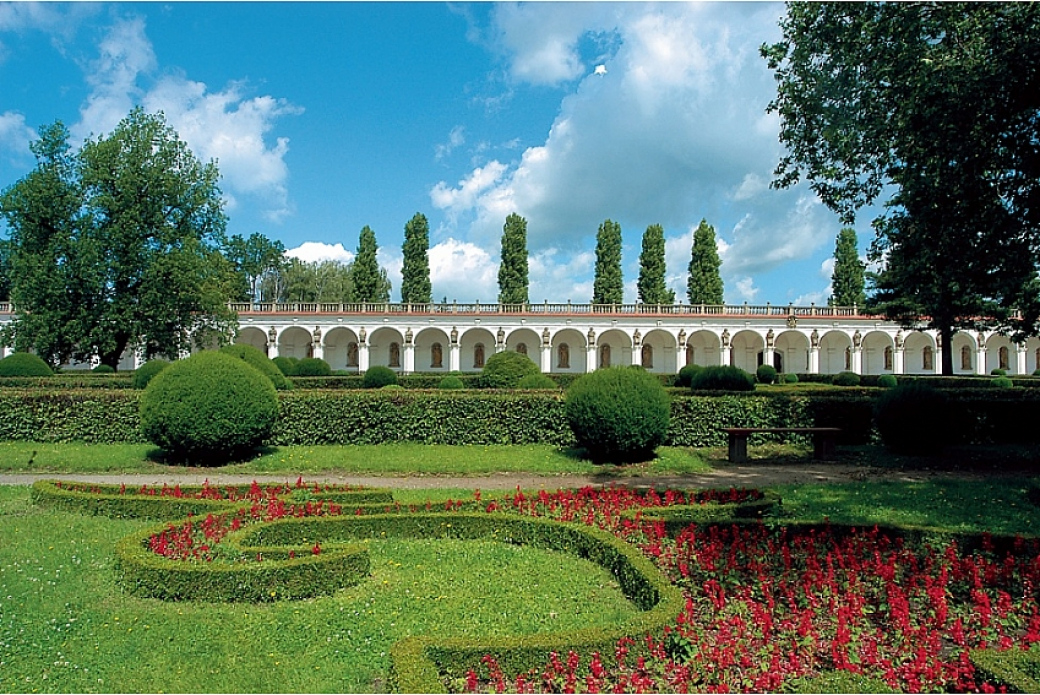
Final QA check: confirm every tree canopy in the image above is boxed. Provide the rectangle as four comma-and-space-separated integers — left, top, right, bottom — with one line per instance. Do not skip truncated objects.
497, 212, 529, 305
764, 3, 1040, 373
0, 109, 236, 369
637, 223, 675, 305
687, 219, 724, 305
224, 232, 286, 303
592, 219, 623, 305
401, 212, 432, 304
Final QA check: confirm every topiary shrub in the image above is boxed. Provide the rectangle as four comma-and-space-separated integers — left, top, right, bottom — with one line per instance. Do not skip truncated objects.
132, 360, 170, 389
91, 364, 115, 373
362, 366, 398, 388
832, 371, 861, 387
0, 352, 53, 377
755, 364, 778, 385
380, 384, 405, 391
1033, 369, 1040, 377
689, 365, 755, 392
272, 356, 297, 376
873, 381, 950, 455
676, 363, 703, 387
293, 357, 332, 377
993, 376, 1014, 388
437, 375, 465, 390
565, 366, 670, 463
877, 374, 898, 388
783, 372, 799, 384
140, 351, 278, 463
219, 344, 291, 390
479, 350, 541, 389
517, 373, 558, 389
992, 367, 1008, 376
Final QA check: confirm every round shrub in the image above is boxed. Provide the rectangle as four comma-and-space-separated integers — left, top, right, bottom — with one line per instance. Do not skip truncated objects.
480, 350, 541, 389
219, 344, 291, 390
0, 352, 53, 377
131, 359, 170, 389
565, 366, 671, 463
783, 372, 799, 384
380, 384, 405, 391
832, 371, 861, 387
91, 364, 115, 373
516, 373, 558, 389
756, 364, 778, 385
991, 367, 1008, 376
676, 363, 703, 387
292, 357, 332, 377
993, 376, 1014, 388
1033, 368, 1040, 377
140, 351, 278, 463
689, 365, 755, 392
873, 381, 950, 455
272, 356, 297, 376
362, 365, 398, 388
437, 375, 465, 390
876, 374, 898, 389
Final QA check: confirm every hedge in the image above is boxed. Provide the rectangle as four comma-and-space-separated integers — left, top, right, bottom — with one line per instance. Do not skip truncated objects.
971, 645, 1040, 693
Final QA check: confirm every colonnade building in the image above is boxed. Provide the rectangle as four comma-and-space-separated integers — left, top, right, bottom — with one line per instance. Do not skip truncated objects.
3, 301, 1038, 376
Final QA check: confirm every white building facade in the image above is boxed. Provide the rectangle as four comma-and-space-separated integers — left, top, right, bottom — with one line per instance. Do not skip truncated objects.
2, 301, 1037, 376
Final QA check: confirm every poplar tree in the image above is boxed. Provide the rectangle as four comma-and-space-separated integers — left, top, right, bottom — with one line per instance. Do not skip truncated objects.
830, 227, 866, 307
687, 219, 724, 305
352, 226, 390, 304
497, 212, 529, 305
400, 212, 432, 304
637, 223, 675, 305
592, 219, 624, 305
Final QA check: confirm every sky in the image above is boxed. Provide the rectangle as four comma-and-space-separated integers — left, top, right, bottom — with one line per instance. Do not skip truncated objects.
0, 1, 877, 306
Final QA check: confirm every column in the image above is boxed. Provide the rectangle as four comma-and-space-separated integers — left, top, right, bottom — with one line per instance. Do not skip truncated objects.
1017, 345, 1027, 376
631, 330, 642, 367
976, 347, 988, 375
449, 327, 461, 372
763, 329, 775, 371
358, 327, 370, 372
586, 328, 597, 373
893, 347, 904, 375
311, 327, 324, 361
676, 331, 688, 370
403, 328, 414, 374
809, 347, 820, 374
720, 330, 731, 366
851, 348, 863, 374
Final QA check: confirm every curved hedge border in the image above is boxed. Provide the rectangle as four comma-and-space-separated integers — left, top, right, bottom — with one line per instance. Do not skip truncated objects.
620, 492, 779, 534
971, 644, 1040, 692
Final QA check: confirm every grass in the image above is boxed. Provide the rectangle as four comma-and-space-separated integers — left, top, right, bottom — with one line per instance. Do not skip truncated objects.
0, 485, 637, 693
0, 441, 712, 477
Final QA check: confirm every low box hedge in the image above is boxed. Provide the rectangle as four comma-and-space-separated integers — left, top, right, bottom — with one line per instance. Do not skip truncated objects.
971, 644, 1040, 693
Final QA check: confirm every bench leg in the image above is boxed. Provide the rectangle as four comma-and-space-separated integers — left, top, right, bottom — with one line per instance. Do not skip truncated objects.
728, 433, 749, 463
813, 434, 837, 460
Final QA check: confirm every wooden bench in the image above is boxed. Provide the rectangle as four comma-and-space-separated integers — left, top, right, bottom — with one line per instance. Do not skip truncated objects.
721, 427, 842, 463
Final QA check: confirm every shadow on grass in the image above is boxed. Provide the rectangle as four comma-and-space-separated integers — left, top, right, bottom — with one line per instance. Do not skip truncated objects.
144, 445, 278, 469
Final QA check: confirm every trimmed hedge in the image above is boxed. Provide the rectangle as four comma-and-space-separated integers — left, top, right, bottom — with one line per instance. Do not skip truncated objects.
971, 644, 1040, 693
0, 352, 53, 376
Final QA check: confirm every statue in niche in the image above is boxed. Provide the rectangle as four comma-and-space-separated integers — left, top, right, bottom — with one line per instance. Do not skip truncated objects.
312, 326, 322, 344
677, 328, 687, 347
884, 346, 893, 371
431, 342, 443, 368
999, 346, 1009, 371
641, 344, 653, 369
599, 344, 611, 368
922, 346, 933, 371
389, 342, 401, 368
474, 342, 485, 368
450, 326, 458, 345
541, 328, 550, 347
961, 345, 972, 371
558, 343, 570, 369
516, 342, 527, 356
721, 329, 730, 348
811, 329, 819, 348
845, 346, 852, 370
347, 341, 359, 367
686, 345, 694, 365
853, 330, 862, 348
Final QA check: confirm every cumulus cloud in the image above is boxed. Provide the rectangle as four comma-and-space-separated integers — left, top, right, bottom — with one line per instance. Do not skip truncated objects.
428, 238, 498, 302
286, 242, 353, 265
73, 16, 301, 222
0, 3, 98, 63
0, 111, 36, 163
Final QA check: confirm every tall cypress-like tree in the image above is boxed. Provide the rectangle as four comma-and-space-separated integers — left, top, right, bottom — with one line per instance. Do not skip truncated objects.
592, 219, 624, 305
497, 212, 529, 305
353, 225, 390, 303
830, 227, 866, 307
637, 223, 675, 305
400, 212, 431, 304
687, 219, 724, 305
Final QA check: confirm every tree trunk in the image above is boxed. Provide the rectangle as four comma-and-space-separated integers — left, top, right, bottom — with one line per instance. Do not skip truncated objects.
940, 323, 954, 376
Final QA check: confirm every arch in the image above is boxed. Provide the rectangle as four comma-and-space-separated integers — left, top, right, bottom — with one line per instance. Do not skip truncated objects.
686, 330, 721, 368
819, 330, 853, 375
641, 344, 653, 369
236, 326, 269, 355
642, 329, 677, 374
1026, 337, 1040, 374
985, 334, 1016, 374
902, 331, 936, 374
324, 327, 360, 372
730, 330, 764, 373
505, 328, 541, 360
951, 332, 978, 375
597, 329, 632, 369
861, 331, 894, 375
550, 328, 586, 373
368, 327, 404, 370
414, 327, 451, 371
599, 343, 612, 368
459, 327, 496, 373
277, 326, 314, 360
774, 330, 810, 374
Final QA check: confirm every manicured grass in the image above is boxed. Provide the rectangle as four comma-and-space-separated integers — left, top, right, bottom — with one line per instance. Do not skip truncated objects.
0, 441, 712, 477
0, 486, 637, 693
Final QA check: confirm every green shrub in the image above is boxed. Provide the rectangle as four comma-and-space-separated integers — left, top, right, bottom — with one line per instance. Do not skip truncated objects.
755, 364, 778, 385
1033, 369, 1040, 377
272, 356, 297, 376
140, 351, 279, 463
91, 364, 115, 373
877, 374, 898, 388
874, 381, 950, 454
566, 366, 670, 463
437, 376, 465, 390
832, 371, 861, 387
783, 372, 799, 384
0, 352, 53, 377
992, 367, 1008, 376
689, 365, 755, 392
131, 360, 170, 390
480, 350, 540, 389
219, 344, 291, 390
676, 363, 703, 387
362, 366, 398, 388
292, 357, 332, 377
381, 384, 405, 391
993, 376, 1014, 388
516, 373, 558, 389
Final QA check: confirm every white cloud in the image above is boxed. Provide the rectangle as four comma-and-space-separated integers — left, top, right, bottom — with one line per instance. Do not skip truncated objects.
733, 276, 760, 303
435, 125, 466, 161
430, 160, 509, 223
0, 111, 36, 163
528, 247, 596, 303
428, 238, 498, 302
286, 242, 353, 265
0, 3, 98, 63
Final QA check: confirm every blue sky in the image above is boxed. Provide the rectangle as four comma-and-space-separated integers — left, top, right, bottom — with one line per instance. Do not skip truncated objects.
0, 2, 875, 305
